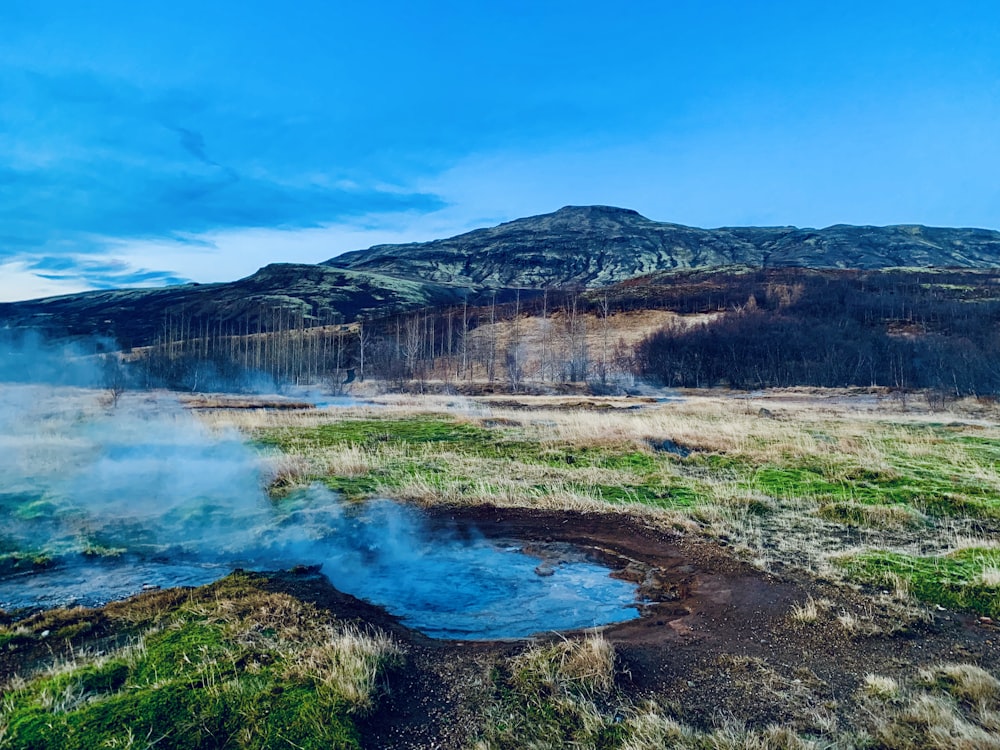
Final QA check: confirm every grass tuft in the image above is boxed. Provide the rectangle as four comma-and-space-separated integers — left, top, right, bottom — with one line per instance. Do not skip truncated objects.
0, 573, 403, 750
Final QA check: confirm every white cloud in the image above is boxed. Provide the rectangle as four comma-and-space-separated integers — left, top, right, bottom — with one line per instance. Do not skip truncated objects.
0, 260, 99, 301
2, 208, 499, 302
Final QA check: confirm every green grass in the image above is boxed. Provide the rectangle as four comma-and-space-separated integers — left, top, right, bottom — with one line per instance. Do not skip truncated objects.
258, 416, 502, 453
258, 412, 1000, 530
683, 440, 1000, 523
259, 415, 705, 512
839, 547, 1000, 618
0, 573, 402, 750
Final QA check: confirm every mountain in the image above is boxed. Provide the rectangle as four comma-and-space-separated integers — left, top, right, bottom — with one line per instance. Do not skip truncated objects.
4, 205, 1000, 348
323, 205, 1000, 287
0, 264, 471, 348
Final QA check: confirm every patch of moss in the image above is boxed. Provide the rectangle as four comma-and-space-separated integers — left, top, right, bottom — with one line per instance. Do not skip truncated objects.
838, 547, 1000, 618
0, 576, 398, 750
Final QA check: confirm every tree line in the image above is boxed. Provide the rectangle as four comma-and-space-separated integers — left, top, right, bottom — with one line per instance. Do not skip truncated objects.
636, 269, 1000, 396
118, 267, 1000, 395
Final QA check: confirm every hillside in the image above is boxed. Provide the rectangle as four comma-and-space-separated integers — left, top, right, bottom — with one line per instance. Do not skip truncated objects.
0, 264, 472, 348
4, 205, 1000, 349
323, 205, 1000, 287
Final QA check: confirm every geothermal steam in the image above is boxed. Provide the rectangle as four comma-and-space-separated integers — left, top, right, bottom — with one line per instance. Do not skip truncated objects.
0, 336, 638, 638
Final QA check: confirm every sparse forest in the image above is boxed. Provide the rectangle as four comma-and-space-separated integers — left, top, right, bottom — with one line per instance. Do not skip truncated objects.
636, 269, 1000, 396
120, 268, 1000, 397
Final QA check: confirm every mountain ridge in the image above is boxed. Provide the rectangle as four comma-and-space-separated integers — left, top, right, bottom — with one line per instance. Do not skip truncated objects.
323, 205, 1000, 288
4, 205, 1000, 346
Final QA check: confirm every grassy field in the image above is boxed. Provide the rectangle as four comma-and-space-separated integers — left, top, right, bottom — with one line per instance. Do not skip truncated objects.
3, 386, 1000, 748
0, 573, 403, 749
223, 391, 1000, 623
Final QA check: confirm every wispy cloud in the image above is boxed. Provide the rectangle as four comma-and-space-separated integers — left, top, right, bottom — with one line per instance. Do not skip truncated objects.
0, 68, 446, 297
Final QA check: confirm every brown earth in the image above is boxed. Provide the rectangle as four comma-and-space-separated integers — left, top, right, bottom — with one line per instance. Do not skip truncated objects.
2, 505, 997, 749
243, 509, 1000, 746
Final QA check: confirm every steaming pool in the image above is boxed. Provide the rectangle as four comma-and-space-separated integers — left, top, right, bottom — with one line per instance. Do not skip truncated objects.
0, 498, 640, 640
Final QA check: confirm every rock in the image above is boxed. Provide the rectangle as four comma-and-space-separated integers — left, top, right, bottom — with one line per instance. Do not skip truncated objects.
647, 438, 692, 457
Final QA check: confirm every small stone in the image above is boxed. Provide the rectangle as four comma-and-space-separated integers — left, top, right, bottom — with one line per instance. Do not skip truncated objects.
534, 563, 555, 577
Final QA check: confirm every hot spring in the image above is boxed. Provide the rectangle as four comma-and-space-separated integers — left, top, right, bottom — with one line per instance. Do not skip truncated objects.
0, 497, 639, 639
0, 387, 639, 639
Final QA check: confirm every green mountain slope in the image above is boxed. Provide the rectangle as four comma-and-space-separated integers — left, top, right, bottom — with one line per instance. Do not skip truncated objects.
324, 205, 1000, 287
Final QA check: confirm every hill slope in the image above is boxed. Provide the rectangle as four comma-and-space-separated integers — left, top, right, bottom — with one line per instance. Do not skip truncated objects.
324, 205, 1000, 287
0, 264, 471, 347
4, 206, 1000, 348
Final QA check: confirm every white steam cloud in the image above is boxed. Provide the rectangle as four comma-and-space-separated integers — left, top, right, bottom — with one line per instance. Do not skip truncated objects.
0, 334, 638, 638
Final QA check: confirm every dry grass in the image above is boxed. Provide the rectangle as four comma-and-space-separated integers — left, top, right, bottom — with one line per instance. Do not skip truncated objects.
284, 624, 404, 712
190, 388, 1000, 625
918, 663, 1000, 704
981, 567, 1000, 587
789, 596, 834, 625
509, 631, 617, 697
864, 674, 902, 700
860, 663, 1000, 750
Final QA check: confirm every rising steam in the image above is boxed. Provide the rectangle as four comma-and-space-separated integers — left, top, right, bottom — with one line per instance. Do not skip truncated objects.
0, 333, 637, 638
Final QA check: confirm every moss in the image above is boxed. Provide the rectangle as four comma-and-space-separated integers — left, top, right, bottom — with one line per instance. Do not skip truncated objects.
259, 416, 498, 452
839, 547, 1000, 618
0, 580, 389, 750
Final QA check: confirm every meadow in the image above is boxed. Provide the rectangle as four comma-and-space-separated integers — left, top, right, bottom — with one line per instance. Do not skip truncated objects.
2, 386, 999, 748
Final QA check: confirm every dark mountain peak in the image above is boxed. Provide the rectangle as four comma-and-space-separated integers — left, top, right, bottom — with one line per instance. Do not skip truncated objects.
323, 209, 1000, 289
486, 205, 652, 235
551, 205, 645, 219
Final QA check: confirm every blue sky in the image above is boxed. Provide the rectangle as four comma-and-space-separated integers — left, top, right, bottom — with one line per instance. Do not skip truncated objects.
2, 1, 999, 301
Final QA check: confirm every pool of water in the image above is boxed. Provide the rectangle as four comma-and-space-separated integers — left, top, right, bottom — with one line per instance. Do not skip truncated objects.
0, 499, 640, 639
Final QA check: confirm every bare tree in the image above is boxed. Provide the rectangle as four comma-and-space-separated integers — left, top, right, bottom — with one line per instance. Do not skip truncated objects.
357, 318, 371, 382
101, 354, 128, 408
598, 292, 611, 386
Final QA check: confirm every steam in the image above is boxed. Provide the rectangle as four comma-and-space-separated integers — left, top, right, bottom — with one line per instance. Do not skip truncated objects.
0, 329, 112, 387
0, 334, 638, 637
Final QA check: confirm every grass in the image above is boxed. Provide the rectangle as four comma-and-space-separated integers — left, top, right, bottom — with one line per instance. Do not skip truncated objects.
235, 393, 1000, 617
477, 635, 831, 749
253, 413, 706, 511
861, 663, 1000, 749
0, 572, 403, 750
475, 636, 1000, 749
838, 547, 1000, 619
6, 387, 1000, 747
